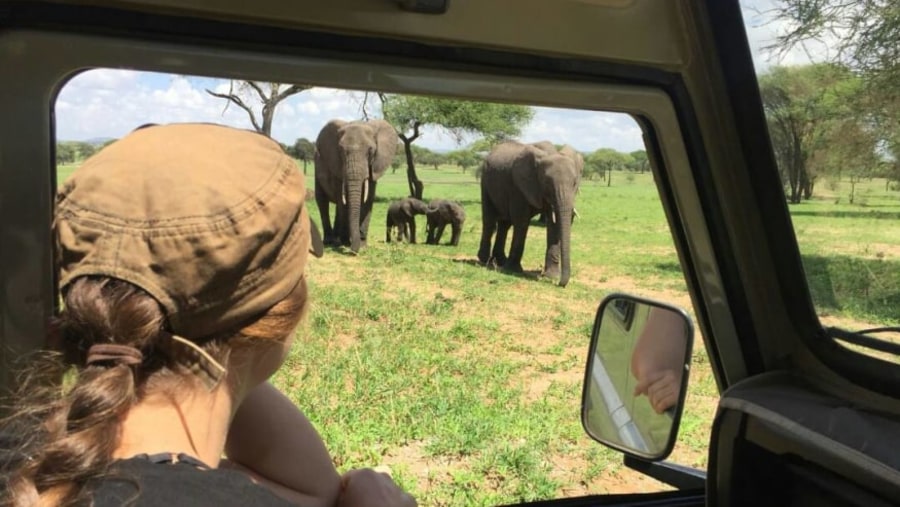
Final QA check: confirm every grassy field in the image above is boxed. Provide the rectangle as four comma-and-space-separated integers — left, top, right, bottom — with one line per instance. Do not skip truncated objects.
56, 161, 899, 505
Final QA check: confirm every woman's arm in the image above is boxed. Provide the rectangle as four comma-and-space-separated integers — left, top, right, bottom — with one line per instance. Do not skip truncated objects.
630, 308, 689, 414
225, 382, 341, 507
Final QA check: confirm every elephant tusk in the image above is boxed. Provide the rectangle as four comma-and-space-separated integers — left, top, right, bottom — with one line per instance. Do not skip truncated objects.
342, 188, 347, 205
551, 211, 557, 224
363, 179, 370, 202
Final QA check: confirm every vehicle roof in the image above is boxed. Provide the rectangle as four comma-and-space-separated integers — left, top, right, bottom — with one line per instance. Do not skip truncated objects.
50, 0, 690, 68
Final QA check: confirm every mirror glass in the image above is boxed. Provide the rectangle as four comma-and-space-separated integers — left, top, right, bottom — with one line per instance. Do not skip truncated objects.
581, 294, 693, 460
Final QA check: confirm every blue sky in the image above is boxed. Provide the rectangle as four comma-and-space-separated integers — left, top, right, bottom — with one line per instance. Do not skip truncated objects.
56, 1, 820, 152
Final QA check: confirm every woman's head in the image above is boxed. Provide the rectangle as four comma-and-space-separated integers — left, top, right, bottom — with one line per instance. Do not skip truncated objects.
54, 122, 322, 390
2, 123, 322, 505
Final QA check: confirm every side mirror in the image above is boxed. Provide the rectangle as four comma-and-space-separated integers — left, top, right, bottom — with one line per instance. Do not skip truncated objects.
581, 294, 694, 461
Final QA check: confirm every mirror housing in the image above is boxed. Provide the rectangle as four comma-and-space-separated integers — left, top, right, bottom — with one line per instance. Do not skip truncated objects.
581, 294, 694, 461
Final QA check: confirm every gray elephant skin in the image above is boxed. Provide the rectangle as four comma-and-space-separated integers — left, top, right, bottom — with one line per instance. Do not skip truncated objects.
386, 197, 429, 243
426, 199, 466, 246
478, 141, 584, 287
315, 118, 399, 253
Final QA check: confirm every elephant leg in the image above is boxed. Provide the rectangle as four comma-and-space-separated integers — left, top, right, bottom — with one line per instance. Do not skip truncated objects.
478, 199, 498, 264
409, 217, 417, 244
335, 203, 350, 246
386, 216, 393, 243
492, 221, 511, 266
437, 223, 447, 244
451, 221, 461, 246
315, 186, 337, 246
358, 180, 377, 247
543, 221, 561, 278
506, 222, 529, 273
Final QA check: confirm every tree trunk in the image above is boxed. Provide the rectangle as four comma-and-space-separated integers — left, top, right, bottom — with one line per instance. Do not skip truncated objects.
607, 169, 612, 187
403, 139, 424, 200
261, 104, 274, 137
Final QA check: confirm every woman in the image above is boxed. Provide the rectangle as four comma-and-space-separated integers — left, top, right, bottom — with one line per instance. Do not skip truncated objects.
0, 123, 416, 506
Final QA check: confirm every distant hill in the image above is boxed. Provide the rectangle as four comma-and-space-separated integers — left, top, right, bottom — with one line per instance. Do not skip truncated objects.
58, 137, 116, 146
84, 137, 116, 146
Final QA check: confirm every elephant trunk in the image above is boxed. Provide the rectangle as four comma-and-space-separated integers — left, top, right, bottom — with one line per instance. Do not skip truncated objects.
558, 206, 573, 288
345, 155, 368, 253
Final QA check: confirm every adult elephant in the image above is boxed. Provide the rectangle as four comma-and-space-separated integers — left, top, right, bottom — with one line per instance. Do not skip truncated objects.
315, 119, 398, 253
478, 141, 582, 287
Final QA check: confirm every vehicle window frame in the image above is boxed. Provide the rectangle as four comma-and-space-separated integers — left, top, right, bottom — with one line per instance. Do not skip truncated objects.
3, 5, 892, 402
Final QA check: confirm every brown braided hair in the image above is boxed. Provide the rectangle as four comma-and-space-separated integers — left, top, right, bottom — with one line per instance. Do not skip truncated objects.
0, 275, 307, 507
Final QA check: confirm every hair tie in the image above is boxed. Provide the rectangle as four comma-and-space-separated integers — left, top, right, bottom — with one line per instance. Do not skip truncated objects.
86, 344, 144, 366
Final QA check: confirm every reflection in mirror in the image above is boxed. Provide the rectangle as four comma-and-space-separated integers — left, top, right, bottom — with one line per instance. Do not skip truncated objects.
581, 295, 693, 461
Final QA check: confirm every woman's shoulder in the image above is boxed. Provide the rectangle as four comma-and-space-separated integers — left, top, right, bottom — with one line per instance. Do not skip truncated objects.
91, 457, 296, 506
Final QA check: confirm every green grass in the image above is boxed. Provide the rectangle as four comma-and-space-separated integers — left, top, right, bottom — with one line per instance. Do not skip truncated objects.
56, 160, 900, 504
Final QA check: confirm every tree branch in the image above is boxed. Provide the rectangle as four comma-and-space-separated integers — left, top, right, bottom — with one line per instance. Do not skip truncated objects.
408, 121, 422, 143
275, 84, 310, 102
245, 81, 268, 104
205, 89, 262, 133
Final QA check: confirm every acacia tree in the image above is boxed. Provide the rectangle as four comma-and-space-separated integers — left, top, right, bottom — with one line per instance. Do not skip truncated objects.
765, 0, 899, 174
292, 137, 316, 174
206, 81, 310, 137
759, 64, 865, 203
629, 150, 649, 173
765, 0, 898, 84
378, 94, 533, 199
586, 148, 633, 186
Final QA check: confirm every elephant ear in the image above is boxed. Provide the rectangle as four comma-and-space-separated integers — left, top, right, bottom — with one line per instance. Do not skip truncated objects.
559, 144, 585, 186
511, 146, 545, 209
369, 119, 399, 180
315, 119, 346, 176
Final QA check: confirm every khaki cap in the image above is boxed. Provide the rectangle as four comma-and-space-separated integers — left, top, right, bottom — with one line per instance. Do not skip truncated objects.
55, 123, 323, 339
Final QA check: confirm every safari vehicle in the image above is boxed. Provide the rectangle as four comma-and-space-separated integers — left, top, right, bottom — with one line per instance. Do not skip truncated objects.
1, 0, 899, 506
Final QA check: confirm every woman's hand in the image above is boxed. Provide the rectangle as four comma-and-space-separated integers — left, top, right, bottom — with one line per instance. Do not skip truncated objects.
633, 368, 680, 414
338, 468, 417, 507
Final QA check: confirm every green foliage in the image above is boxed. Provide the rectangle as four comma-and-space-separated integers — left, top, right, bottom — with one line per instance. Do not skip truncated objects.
629, 150, 649, 172
759, 64, 877, 203
55, 141, 103, 164
585, 148, 634, 180
411, 145, 447, 170
766, 0, 899, 84
291, 137, 315, 160
446, 149, 481, 173
382, 95, 534, 144
766, 1, 899, 179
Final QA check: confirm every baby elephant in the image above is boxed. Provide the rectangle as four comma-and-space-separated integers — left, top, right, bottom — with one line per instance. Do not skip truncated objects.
426, 199, 466, 246
386, 197, 429, 243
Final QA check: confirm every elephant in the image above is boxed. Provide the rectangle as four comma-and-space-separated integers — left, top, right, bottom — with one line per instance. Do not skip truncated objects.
532, 142, 584, 226
477, 140, 583, 287
314, 118, 399, 253
386, 197, 429, 243
425, 199, 466, 246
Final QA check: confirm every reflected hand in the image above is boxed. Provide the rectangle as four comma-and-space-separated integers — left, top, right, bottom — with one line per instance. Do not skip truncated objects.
633, 369, 680, 414
337, 468, 417, 507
